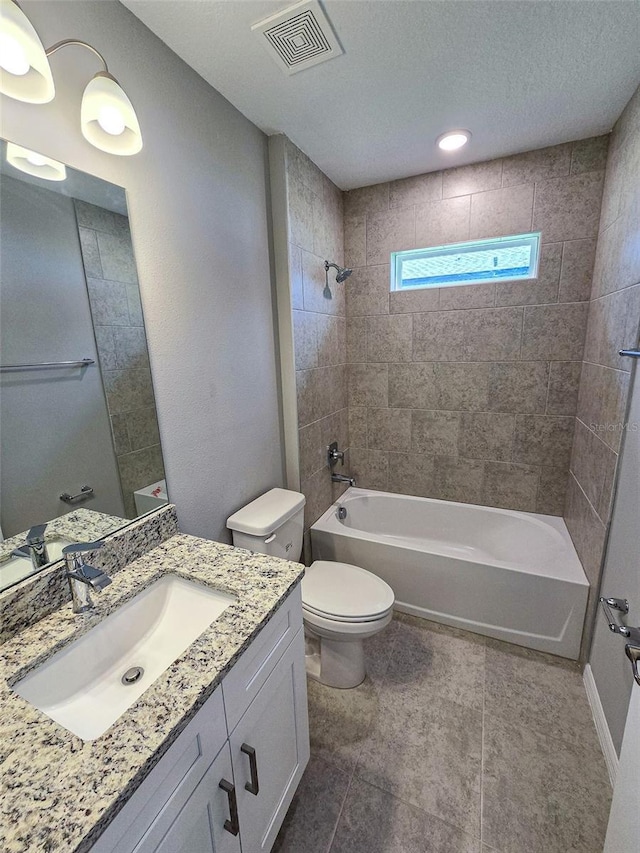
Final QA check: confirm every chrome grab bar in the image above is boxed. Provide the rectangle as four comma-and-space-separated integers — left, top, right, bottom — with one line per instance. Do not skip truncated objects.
60, 485, 94, 503
0, 358, 94, 372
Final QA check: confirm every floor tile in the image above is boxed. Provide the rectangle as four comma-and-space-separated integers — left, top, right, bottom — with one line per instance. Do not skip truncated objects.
355, 689, 483, 837
272, 755, 350, 853
330, 777, 480, 853
482, 714, 611, 853
306, 675, 381, 774
484, 638, 599, 749
387, 614, 485, 709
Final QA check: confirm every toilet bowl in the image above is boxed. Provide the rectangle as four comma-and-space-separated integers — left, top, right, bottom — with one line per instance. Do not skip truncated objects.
227, 488, 395, 688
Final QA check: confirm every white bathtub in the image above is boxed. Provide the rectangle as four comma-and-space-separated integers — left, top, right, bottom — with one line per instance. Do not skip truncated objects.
310, 487, 589, 659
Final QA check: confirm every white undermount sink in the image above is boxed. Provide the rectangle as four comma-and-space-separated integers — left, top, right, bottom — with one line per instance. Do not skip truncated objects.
14, 574, 236, 741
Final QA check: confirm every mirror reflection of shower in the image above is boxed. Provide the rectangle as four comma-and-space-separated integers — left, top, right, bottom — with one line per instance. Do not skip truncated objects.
324, 260, 353, 283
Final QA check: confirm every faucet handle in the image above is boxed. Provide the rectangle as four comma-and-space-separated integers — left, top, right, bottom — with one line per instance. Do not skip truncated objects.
62, 541, 104, 555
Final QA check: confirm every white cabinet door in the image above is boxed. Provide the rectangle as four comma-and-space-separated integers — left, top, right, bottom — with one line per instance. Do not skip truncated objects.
136, 744, 241, 853
229, 629, 309, 853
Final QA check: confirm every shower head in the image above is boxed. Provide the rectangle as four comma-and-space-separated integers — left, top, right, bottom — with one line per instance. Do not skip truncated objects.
324, 260, 353, 283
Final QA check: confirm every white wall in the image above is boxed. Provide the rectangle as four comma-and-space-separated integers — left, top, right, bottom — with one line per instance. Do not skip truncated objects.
0, 0, 284, 541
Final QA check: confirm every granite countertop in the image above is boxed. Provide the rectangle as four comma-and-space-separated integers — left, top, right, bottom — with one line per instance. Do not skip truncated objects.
0, 533, 304, 853
0, 508, 127, 562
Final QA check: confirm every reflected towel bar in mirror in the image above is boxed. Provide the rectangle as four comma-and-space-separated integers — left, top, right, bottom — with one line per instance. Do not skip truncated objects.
0, 358, 94, 372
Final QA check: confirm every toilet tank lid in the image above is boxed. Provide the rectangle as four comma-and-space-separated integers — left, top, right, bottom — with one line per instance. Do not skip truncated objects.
226, 488, 306, 536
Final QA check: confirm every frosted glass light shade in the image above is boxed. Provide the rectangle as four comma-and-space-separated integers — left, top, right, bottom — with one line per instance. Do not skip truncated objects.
6, 142, 66, 181
0, 0, 54, 103
81, 72, 142, 156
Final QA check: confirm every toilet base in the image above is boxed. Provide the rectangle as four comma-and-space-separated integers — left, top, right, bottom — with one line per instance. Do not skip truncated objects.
304, 628, 366, 689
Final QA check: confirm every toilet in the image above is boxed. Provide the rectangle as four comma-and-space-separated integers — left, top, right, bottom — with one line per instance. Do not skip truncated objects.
227, 488, 394, 688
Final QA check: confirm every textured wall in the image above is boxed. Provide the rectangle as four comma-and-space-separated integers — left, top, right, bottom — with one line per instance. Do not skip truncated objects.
0, 1, 283, 542
343, 137, 608, 514
566, 86, 640, 685
282, 139, 349, 531
74, 200, 165, 518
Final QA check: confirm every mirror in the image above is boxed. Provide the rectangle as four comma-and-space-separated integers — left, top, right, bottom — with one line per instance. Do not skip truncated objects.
0, 139, 168, 591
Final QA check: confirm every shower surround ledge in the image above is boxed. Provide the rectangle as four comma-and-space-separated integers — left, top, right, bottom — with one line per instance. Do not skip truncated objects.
0, 531, 304, 853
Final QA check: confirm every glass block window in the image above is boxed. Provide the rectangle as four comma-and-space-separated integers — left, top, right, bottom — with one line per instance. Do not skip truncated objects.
391, 233, 541, 291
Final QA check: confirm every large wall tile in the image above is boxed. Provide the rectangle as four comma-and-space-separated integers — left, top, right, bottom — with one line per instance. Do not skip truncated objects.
348, 406, 368, 447
469, 184, 534, 240
533, 172, 605, 241
298, 421, 322, 481
125, 406, 160, 451
576, 362, 630, 452
344, 183, 389, 217
521, 302, 588, 361
569, 418, 618, 517
513, 415, 575, 466
368, 407, 412, 451
464, 307, 523, 360
293, 309, 318, 370
389, 172, 442, 208
439, 282, 495, 310
350, 448, 389, 490
458, 412, 515, 461
564, 473, 607, 590
390, 287, 439, 314
482, 461, 539, 511
413, 311, 466, 361
570, 135, 609, 175
346, 315, 367, 362
345, 265, 390, 316
344, 214, 366, 268
112, 326, 149, 370
78, 227, 103, 278
583, 284, 640, 370
388, 362, 438, 409
104, 368, 155, 415
434, 363, 491, 411
501, 143, 571, 187
488, 362, 549, 414
317, 314, 346, 366
366, 207, 415, 265
412, 410, 460, 456
415, 196, 471, 247
546, 361, 582, 415
348, 363, 389, 407
558, 239, 597, 303
301, 466, 332, 529
387, 452, 436, 497
443, 159, 503, 198
288, 243, 304, 310
537, 465, 569, 515
96, 231, 138, 283
287, 174, 315, 251
86, 278, 129, 326
495, 242, 562, 307
433, 456, 485, 504
366, 314, 412, 362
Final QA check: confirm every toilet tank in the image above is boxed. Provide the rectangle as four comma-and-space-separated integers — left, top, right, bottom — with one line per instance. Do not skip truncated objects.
226, 488, 305, 562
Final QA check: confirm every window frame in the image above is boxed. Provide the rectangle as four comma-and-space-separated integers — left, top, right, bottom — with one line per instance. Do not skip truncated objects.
390, 232, 542, 293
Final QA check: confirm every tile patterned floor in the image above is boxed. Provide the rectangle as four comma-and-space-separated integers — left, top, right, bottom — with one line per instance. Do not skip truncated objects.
273, 614, 612, 853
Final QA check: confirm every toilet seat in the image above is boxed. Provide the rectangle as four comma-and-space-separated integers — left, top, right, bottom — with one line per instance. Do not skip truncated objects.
302, 560, 394, 621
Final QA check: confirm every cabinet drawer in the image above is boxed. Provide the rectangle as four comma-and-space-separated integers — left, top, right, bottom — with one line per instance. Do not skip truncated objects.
90, 687, 227, 853
222, 585, 302, 731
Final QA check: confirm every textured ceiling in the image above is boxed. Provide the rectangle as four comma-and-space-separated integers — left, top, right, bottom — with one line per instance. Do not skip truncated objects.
122, 0, 640, 189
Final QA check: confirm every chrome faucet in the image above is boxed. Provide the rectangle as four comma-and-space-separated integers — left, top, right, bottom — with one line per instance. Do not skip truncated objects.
12, 524, 49, 570
327, 441, 345, 466
63, 541, 111, 614
331, 472, 356, 487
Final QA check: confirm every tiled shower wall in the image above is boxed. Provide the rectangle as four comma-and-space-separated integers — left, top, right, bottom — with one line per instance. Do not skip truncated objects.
565, 85, 640, 658
284, 140, 349, 530
343, 137, 608, 514
75, 200, 165, 518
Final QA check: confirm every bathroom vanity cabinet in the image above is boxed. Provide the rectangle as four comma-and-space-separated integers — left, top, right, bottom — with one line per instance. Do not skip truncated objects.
90, 588, 309, 853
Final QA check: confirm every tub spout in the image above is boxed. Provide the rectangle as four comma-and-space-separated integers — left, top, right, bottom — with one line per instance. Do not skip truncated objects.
331, 472, 356, 487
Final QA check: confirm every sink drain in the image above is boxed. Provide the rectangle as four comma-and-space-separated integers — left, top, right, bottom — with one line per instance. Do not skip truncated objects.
121, 666, 144, 685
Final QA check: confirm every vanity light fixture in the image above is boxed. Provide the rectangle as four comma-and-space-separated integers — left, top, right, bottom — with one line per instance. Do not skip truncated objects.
0, 0, 143, 155
436, 129, 472, 151
6, 141, 66, 180
0, 0, 54, 102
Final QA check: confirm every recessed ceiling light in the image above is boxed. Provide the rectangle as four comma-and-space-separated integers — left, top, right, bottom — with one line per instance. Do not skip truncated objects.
437, 130, 471, 152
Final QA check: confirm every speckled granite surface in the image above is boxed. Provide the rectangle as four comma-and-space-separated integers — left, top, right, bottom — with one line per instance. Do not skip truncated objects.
0, 532, 304, 853
0, 505, 178, 645
0, 508, 125, 562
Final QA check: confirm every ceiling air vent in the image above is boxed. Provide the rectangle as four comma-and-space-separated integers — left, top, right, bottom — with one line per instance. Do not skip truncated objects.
251, 0, 344, 75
